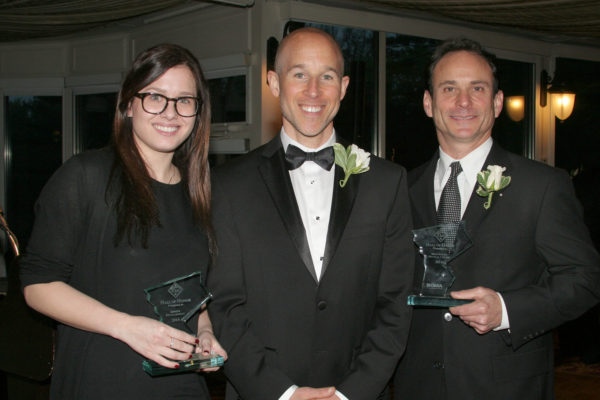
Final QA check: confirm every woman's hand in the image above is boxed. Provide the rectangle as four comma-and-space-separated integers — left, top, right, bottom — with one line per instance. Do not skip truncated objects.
23, 282, 199, 370
116, 315, 199, 369
195, 329, 228, 372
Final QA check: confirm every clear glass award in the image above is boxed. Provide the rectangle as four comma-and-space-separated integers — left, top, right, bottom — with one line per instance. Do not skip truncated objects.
142, 271, 224, 376
407, 222, 474, 307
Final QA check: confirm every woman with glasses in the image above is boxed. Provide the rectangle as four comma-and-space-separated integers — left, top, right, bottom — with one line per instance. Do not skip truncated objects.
20, 43, 226, 399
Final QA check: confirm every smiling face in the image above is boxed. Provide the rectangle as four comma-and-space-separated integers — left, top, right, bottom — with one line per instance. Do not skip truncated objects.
424, 50, 503, 158
127, 64, 197, 162
267, 29, 350, 149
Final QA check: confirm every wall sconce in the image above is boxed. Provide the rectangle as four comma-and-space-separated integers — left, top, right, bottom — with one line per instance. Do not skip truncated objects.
505, 96, 525, 122
540, 69, 576, 120
551, 91, 575, 120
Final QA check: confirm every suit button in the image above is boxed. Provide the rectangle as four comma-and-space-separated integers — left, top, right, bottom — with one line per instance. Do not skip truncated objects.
433, 361, 444, 369
443, 312, 453, 322
317, 301, 327, 310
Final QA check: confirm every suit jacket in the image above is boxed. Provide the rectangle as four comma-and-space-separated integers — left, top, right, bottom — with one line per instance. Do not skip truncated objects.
208, 136, 414, 400
394, 143, 600, 399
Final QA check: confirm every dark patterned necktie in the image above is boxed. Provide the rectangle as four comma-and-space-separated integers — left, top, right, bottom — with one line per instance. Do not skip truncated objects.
284, 144, 335, 171
437, 161, 463, 224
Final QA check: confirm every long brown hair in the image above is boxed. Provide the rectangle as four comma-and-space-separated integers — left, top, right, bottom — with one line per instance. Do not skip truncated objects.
109, 43, 214, 255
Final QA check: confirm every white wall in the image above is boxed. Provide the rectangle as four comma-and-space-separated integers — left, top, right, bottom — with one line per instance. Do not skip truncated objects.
0, 5, 252, 77
0, 3, 259, 156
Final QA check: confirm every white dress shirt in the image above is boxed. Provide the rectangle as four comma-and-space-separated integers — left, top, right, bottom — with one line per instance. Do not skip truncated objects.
279, 130, 349, 400
434, 138, 510, 331
281, 130, 335, 281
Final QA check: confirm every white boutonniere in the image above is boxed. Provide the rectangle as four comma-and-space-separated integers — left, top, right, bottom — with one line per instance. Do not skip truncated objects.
333, 143, 370, 188
476, 165, 511, 209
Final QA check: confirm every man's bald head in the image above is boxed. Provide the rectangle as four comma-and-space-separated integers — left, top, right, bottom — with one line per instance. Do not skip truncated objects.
274, 27, 345, 76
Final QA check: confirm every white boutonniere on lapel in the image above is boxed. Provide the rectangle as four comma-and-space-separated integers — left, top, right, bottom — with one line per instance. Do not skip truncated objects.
476, 165, 511, 209
333, 143, 370, 188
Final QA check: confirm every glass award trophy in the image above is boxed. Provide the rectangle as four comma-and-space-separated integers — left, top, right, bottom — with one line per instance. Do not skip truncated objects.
142, 271, 224, 376
407, 222, 474, 307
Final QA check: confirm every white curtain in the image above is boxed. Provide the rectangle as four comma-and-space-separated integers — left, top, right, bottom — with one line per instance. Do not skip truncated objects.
0, 0, 598, 43
0, 0, 190, 41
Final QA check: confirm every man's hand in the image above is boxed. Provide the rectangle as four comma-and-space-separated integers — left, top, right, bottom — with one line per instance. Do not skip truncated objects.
290, 386, 336, 400
449, 286, 503, 334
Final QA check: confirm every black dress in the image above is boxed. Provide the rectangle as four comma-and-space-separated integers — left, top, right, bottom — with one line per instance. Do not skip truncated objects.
20, 149, 211, 399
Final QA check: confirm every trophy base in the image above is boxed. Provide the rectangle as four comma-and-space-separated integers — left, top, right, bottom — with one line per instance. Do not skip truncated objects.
142, 354, 224, 376
407, 295, 473, 307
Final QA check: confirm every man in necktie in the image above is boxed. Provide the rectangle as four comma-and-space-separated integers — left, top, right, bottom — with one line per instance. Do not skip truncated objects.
208, 27, 414, 400
436, 161, 462, 225
394, 37, 600, 400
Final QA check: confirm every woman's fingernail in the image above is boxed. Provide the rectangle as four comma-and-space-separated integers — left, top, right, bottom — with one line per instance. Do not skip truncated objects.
195, 339, 200, 344
188, 354, 193, 359
174, 364, 180, 369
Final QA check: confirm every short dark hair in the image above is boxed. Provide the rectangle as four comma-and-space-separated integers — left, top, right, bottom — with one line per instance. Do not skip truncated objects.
427, 37, 499, 94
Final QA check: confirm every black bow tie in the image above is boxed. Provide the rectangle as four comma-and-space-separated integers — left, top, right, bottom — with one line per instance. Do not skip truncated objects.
284, 144, 335, 171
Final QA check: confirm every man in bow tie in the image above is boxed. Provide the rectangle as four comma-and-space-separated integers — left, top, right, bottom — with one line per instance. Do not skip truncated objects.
208, 27, 414, 400
393, 37, 600, 399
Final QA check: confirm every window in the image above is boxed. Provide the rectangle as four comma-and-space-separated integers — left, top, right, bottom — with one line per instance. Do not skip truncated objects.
4, 96, 62, 247
554, 58, 600, 176
75, 92, 117, 152
385, 34, 439, 170
209, 75, 246, 124
494, 58, 534, 158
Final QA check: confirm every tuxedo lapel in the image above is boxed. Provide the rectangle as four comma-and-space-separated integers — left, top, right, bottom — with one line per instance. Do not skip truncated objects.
258, 139, 318, 282
321, 164, 359, 279
462, 143, 513, 237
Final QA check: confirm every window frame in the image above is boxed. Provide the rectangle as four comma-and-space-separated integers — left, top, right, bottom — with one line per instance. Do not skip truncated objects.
70, 84, 120, 155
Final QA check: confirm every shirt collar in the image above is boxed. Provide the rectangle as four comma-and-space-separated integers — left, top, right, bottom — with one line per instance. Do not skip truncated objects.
437, 137, 493, 186
280, 128, 337, 153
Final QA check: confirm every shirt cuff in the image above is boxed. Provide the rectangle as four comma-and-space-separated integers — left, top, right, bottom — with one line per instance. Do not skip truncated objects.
279, 385, 298, 400
336, 390, 349, 400
493, 291, 511, 331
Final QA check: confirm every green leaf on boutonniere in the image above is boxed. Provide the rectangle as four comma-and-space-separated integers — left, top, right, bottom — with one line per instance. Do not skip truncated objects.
333, 143, 370, 187
476, 165, 511, 209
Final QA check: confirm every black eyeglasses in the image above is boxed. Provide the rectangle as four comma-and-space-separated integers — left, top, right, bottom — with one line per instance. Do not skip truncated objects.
134, 93, 200, 117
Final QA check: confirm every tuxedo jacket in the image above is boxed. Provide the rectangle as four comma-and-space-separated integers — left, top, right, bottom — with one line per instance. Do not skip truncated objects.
394, 143, 600, 400
208, 136, 414, 400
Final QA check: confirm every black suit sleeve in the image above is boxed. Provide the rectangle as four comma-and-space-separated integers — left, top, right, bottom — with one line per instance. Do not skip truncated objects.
503, 169, 600, 349
208, 177, 293, 399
